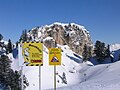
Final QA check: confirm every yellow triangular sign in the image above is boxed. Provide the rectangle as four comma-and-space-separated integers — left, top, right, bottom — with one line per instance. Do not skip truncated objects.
51, 56, 59, 62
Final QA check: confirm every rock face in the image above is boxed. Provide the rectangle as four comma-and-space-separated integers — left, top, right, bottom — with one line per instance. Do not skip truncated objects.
27, 22, 93, 55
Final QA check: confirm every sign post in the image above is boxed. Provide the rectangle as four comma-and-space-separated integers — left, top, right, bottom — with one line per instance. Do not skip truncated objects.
54, 65, 56, 90
18, 43, 24, 90
21, 66, 24, 90
39, 66, 41, 90
22, 42, 43, 90
49, 48, 61, 90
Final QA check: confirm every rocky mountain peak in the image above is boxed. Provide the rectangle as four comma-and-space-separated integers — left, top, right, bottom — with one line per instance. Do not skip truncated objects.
26, 22, 93, 55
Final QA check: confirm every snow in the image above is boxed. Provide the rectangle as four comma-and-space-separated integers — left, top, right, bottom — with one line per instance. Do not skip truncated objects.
70, 23, 89, 35
38, 31, 42, 38
68, 30, 76, 37
110, 44, 120, 51
43, 36, 54, 42
85, 61, 94, 66
74, 42, 79, 45
0, 40, 8, 45
110, 44, 120, 61
46, 22, 89, 33
56, 61, 120, 90
16, 45, 82, 90
10, 43, 120, 90
8, 53, 19, 71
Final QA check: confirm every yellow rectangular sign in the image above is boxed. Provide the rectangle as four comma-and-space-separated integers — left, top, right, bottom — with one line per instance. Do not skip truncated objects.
49, 48, 61, 65
22, 42, 43, 66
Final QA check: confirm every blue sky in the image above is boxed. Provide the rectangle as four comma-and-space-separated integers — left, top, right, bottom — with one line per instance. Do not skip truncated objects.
0, 0, 120, 44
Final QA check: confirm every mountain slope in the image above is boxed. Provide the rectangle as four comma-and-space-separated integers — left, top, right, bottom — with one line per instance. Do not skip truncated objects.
13, 45, 84, 90
55, 45, 120, 90
9, 43, 120, 90
56, 61, 120, 90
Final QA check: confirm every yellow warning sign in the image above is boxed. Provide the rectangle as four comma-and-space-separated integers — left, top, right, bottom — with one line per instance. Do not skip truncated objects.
49, 48, 61, 65
22, 42, 43, 66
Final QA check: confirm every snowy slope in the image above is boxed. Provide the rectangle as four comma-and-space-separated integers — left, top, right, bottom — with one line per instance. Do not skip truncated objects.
55, 44, 120, 90
10, 43, 120, 90
56, 61, 120, 90
13, 45, 83, 90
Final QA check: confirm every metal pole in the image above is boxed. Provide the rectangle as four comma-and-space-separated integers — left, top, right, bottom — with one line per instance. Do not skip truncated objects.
21, 66, 24, 90
54, 65, 56, 90
39, 66, 41, 90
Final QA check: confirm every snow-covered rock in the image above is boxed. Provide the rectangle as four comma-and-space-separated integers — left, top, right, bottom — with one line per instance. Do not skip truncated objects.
26, 22, 93, 55
110, 44, 120, 51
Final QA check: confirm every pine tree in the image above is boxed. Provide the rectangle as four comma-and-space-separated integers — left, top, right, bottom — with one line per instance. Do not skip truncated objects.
94, 40, 106, 63
16, 41, 19, 48
62, 72, 67, 84
0, 34, 3, 41
0, 55, 11, 73
0, 55, 12, 89
82, 44, 89, 62
0, 55, 29, 89
82, 44, 91, 62
24, 29, 28, 42
32, 28, 38, 40
88, 46, 92, 58
105, 44, 111, 58
7, 39, 13, 53
118, 54, 120, 61
6, 70, 29, 90
20, 30, 28, 42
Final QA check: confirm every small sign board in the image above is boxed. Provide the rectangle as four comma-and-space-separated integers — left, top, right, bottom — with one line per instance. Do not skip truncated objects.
49, 48, 61, 65
22, 42, 43, 66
